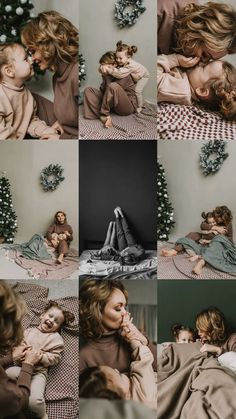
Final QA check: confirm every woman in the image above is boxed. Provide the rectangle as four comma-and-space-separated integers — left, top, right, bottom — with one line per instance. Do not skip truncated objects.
46, 211, 73, 264
0, 281, 42, 418
21, 11, 78, 139
79, 279, 157, 373
83, 73, 137, 128
94, 207, 145, 265
196, 306, 236, 355
158, 1, 236, 60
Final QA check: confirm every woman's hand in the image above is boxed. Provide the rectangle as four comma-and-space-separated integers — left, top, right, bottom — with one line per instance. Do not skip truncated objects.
51, 120, 64, 135
200, 343, 222, 355
212, 226, 227, 234
12, 344, 31, 362
24, 349, 43, 366
176, 54, 200, 68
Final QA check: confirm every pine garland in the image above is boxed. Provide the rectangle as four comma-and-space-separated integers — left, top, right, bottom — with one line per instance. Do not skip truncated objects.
79, 53, 86, 83
0, 0, 34, 44
199, 140, 228, 176
157, 163, 175, 241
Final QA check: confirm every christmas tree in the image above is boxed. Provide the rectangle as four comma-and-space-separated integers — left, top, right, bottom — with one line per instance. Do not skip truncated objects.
0, 175, 18, 243
157, 162, 175, 241
0, 0, 34, 44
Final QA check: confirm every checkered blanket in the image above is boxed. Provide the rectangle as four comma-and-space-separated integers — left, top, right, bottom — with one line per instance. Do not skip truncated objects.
158, 103, 236, 140
11, 282, 79, 419
79, 103, 157, 139
5, 248, 79, 280
158, 242, 236, 279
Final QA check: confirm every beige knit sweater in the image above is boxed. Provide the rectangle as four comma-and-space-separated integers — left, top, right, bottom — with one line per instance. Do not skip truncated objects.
0, 81, 51, 139
21, 327, 64, 374
109, 59, 149, 81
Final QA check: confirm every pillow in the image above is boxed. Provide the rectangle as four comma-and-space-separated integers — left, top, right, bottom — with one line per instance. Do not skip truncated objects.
218, 351, 236, 374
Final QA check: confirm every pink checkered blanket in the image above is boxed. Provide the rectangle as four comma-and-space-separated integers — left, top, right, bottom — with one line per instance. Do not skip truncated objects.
158, 103, 236, 140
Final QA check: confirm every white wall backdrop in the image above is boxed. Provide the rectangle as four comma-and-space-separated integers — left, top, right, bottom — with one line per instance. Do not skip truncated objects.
80, 0, 157, 103
0, 141, 78, 246
158, 140, 236, 241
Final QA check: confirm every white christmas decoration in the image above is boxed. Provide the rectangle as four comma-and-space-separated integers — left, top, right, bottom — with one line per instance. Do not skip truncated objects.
0, 34, 7, 42
5, 5, 12, 12
16, 6, 24, 15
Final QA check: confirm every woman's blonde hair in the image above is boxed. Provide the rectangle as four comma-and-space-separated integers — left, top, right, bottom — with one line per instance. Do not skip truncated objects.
21, 11, 78, 69
176, 2, 236, 56
0, 281, 26, 354
79, 279, 128, 339
196, 307, 227, 345
201, 61, 236, 120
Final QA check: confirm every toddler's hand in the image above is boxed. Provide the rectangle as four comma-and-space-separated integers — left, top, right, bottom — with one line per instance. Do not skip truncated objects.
120, 312, 148, 345
51, 120, 64, 135
177, 55, 200, 68
40, 133, 60, 140
200, 343, 222, 355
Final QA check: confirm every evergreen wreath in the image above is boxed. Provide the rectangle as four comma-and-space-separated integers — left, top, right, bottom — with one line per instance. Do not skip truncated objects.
40, 164, 65, 192
199, 140, 229, 176
114, 0, 146, 28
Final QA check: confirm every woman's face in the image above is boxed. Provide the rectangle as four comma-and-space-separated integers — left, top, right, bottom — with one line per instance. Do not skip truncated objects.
197, 328, 210, 343
29, 48, 49, 71
101, 288, 127, 332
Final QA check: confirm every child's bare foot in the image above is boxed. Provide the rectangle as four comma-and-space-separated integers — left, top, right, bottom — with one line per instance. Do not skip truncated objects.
56, 254, 64, 264
192, 259, 205, 275
136, 107, 142, 113
41, 413, 49, 419
100, 115, 112, 128
188, 255, 200, 263
161, 248, 177, 257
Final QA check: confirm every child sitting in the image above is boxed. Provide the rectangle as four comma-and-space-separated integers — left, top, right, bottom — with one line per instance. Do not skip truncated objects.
100, 41, 150, 112
172, 324, 196, 343
157, 53, 236, 120
79, 312, 156, 410
0, 43, 61, 139
6, 301, 75, 419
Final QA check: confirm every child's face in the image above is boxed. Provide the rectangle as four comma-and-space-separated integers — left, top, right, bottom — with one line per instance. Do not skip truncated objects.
39, 307, 65, 333
116, 51, 129, 66
100, 366, 130, 397
177, 330, 195, 343
12, 45, 33, 80
101, 289, 127, 332
207, 216, 216, 226
187, 60, 224, 91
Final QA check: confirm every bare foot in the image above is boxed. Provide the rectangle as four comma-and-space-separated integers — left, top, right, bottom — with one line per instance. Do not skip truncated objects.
192, 259, 205, 275
188, 255, 200, 263
136, 107, 142, 113
56, 254, 64, 264
161, 248, 177, 257
100, 115, 112, 128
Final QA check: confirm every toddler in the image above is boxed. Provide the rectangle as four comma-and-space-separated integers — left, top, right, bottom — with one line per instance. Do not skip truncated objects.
80, 312, 156, 410
100, 41, 150, 112
0, 43, 60, 139
6, 301, 75, 419
157, 53, 236, 119
172, 324, 196, 343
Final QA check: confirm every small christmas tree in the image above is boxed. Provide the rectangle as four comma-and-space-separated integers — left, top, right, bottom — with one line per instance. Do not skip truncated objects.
0, 0, 34, 44
0, 175, 18, 243
157, 162, 175, 241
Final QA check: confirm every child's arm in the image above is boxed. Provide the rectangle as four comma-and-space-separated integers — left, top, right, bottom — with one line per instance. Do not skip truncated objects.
39, 340, 64, 368
27, 100, 58, 139
157, 54, 192, 105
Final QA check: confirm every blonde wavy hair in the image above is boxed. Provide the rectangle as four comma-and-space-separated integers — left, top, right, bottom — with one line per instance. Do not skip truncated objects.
176, 2, 236, 56
0, 43, 22, 81
0, 281, 26, 354
79, 279, 128, 339
201, 61, 236, 120
21, 11, 78, 70
196, 307, 227, 345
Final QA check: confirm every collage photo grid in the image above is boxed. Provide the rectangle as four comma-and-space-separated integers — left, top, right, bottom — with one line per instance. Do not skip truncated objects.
0, 1, 236, 419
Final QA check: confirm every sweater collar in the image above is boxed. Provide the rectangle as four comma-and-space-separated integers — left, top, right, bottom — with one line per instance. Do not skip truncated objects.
1, 81, 24, 92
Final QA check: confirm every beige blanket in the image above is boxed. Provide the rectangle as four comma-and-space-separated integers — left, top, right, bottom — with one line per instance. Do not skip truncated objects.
157, 342, 236, 419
